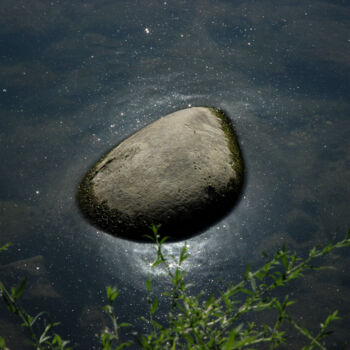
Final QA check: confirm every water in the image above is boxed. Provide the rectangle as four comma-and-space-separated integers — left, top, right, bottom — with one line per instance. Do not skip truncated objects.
0, 1, 349, 348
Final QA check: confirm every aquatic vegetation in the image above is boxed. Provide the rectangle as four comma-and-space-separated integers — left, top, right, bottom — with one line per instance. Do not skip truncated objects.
1, 227, 350, 349
209, 107, 244, 193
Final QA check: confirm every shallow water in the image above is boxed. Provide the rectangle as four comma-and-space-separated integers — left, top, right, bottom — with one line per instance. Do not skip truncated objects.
0, 1, 349, 348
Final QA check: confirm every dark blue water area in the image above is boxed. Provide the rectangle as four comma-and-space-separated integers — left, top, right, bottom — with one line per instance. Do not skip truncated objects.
0, 1, 349, 349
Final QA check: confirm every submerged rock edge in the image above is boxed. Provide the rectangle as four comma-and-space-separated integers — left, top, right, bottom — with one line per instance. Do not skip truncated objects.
77, 107, 244, 242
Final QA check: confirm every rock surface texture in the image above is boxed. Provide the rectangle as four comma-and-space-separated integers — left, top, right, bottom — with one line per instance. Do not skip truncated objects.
78, 107, 243, 241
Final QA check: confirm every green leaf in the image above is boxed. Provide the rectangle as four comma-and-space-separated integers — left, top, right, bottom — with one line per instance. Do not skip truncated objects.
119, 322, 132, 328
29, 311, 45, 327
309, 247, 317, 257
222, 328, 237, 350
146, 278, 151, 293
302, 327, 311, 338
106, 286, 118, 302
323, 310, 340, 328
160, 236, 169, 245
151, 224, 161, 235
244, 264, 252, 280
1, 287, 17, 313
179, 245, 189, 264
52, 334, 65, 346
103, 305, 113, 313
150, 320, 163, 330
205, 293, 215, 307
281, 254, 288, 270
116, 341, 133, 349
0, 336, 7, 349
143, 234, 154, 242
151, 298, 158, 314
322, 243, 332, 255
152, 259, 163, 267
0, 242, 11, 253
240, 288, 254, 296
248, 273, 257, 291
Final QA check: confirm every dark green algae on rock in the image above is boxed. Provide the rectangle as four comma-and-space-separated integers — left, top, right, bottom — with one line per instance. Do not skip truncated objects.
78, 107, 244, 242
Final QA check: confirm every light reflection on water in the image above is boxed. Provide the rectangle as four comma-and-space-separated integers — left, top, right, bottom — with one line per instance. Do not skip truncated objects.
66, 83, 255, 291
97, 223, 240, 284
1, 1, 349, 348
10, 73, 345, 349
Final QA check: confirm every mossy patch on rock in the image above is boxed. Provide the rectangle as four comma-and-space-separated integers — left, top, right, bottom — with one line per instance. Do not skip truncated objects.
77, 107, 244, 242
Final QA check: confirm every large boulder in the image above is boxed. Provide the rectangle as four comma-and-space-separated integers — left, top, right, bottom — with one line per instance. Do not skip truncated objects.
78, 107, 243, 241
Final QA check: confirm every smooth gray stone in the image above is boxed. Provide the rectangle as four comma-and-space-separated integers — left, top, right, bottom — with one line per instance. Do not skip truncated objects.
78, 107, 243, 241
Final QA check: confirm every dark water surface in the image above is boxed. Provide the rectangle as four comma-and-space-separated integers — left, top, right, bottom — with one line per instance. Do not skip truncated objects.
0, 1, 349, 348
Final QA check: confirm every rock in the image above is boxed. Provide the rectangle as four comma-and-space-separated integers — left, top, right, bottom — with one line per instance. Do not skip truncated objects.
0, 319, 30, 350
0, 255, 60, 299
78, 107, 243, 241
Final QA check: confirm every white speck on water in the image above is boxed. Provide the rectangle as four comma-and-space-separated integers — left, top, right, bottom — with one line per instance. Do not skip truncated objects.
144, 27, 150, 34
35, 190, 40, 195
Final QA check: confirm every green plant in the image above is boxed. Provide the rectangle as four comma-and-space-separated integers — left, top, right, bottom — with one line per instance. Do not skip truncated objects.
1, 228, 350, 349
0, 243, 71, 350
